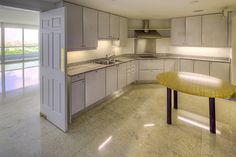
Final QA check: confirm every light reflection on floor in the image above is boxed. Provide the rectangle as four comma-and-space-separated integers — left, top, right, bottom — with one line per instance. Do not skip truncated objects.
1, 84, 236, 157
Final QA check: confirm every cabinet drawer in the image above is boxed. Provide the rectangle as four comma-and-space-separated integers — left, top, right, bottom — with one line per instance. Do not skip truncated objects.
139, 60, 164, 70
71, 73, 85, 82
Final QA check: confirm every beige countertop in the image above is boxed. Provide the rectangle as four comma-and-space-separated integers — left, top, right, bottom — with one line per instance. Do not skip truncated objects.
67, 57, 135, 76
67, 54, 230, 77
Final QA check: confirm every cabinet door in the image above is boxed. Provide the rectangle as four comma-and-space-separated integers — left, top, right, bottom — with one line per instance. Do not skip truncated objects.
180, 59, 194, 72
139, 70, 163, 81
71, 80, 85, 115
85, 69, 106, 107
65, 3, 83, 50
119, 17, 128, 47
117, 63, 127, 90
194, 60, 210, 75
202, 14, 228, 47
139, 60, 164, 70
164, 59, 177, 72
171, 18, 186, 46
106, 66, 118, 96
127, 61, 136, 84
186, 16, 202, 46
110, 14, 120, 39
83, 7, 98, 49
210, 62, 230, 82
98, 11, 110, 39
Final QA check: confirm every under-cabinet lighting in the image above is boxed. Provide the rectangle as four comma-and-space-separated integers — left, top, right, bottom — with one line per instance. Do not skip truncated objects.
178, 116, 221, 134
144, 123, 155, 127
98, 136, 112, 150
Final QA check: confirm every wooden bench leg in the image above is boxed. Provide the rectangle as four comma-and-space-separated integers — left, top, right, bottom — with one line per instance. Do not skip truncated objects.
167, 88, 172, 124
174, 90, 178, 109
209, 98, 216, 134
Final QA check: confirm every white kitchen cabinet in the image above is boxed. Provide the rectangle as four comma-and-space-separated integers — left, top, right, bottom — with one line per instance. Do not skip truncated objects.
139, 70, 163, 81
164, 59, 177, 72
171, 18, 186, 46
106, 65, 118, 96
65, 3, 83, 51
194, 60, 210, 75
180, 59, 194, 72
127, 61, 136, 85
210, 62, 230, 82
110, 14, 120, 39
186, 16, 202, 46
98, 11, 110, 39
71, 80, 85, 115
202, 14, 228, 47
119, 17, 128, 46
139, 60, 164, 70
83, 7, 98, 49
117, 63, 127, 90
85, 69, 106, 107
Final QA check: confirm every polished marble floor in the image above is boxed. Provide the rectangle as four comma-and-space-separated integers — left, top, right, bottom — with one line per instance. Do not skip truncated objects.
1, 84, 236, 157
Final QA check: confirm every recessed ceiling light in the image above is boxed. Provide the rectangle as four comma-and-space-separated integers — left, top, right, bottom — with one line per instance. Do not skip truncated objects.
193, 9, 204, 13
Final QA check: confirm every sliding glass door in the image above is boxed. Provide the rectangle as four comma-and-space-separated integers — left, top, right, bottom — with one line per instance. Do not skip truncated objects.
0, 23, 39, 94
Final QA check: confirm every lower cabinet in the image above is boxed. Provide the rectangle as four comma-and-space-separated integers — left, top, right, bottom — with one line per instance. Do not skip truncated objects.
139, 70, 163, 81
210, 62, 230, 82
164, 59, 177, 72
71, 79, 85, 115
85, 68, 106, 107
127, 61, 136, 85
180, 59, 194, 72
194, 60, 210, 75
106, 65, 118, 96
117, 63, 127, 90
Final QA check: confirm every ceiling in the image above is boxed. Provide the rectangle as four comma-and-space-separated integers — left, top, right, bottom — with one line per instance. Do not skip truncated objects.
66, 0, 236, 19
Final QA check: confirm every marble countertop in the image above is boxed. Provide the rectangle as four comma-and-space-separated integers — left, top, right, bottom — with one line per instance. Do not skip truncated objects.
67, 57, 135, 76
67, 54, 231, 77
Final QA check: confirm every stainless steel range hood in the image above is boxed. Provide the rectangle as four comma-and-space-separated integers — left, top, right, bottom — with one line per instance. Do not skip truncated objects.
134, 20, 170, 39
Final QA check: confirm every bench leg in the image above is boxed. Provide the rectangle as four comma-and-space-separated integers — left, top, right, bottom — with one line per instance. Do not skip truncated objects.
167, 88, 172, 124
174, 90, 178, 109
209, 98, 216, 134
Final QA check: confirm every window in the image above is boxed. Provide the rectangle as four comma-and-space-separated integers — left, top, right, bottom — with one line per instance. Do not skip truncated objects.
5, 63, 23, 92
24, 29, 39, 60
24, 61, 39, 87
0, 24, 39, 94
5, 28, 23, 62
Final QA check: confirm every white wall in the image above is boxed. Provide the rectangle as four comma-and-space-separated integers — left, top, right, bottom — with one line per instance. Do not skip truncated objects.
67, 39, 135, 64
0, 5, 39, 25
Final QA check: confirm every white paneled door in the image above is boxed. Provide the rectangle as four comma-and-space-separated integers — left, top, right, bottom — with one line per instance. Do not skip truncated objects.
40, 7, 68, 132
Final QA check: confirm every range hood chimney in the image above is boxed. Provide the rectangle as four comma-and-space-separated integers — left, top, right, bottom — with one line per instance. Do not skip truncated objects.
134, 20, 170, 39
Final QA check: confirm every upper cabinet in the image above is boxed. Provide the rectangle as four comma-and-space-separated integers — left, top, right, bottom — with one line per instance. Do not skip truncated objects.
65, 3, 83, 50
65, 3, 98, 50
171, 18, 186, 46
119, 17, 128, 47
171, 13, 230, 47
98, 11, 110, 39
202, 14, 228, 47
83, 8, 98, 49
186, 16, 202, 46
110, 14, 120, 39
228, 12, 232, 47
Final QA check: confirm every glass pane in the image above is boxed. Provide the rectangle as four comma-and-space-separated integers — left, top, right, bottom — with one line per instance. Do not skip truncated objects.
24, 67, 39, 87
5, 63, 23, 92
24, 29, 39, 60
5, 28, 23, 62
0, 65, 2, 93
0, 28, 1, 63
24, 61, 39, 68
